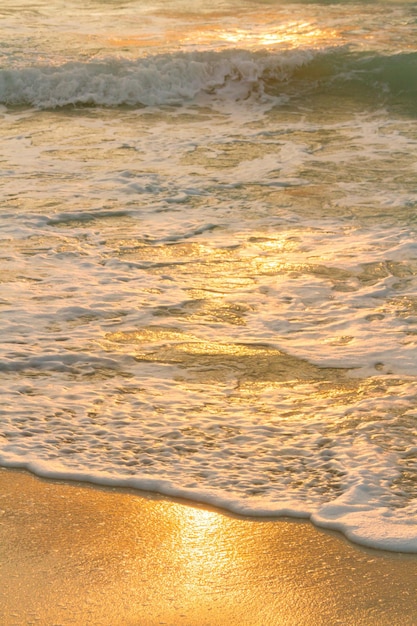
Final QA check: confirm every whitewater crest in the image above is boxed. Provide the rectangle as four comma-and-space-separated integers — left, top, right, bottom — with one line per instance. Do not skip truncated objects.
0, 49, 309, 108
2, 47, 417, 110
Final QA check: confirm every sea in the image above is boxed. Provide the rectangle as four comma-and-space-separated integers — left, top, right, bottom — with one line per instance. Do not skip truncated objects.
1, 0, 417, 553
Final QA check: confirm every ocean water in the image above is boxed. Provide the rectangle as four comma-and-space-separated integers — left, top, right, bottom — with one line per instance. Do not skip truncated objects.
1, 0, 417, 552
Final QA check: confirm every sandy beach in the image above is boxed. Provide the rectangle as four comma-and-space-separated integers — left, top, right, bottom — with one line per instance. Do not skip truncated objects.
0, 468, 416, 625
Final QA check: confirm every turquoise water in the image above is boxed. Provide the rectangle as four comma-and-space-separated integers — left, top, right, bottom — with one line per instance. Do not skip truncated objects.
1, 0, 417, 551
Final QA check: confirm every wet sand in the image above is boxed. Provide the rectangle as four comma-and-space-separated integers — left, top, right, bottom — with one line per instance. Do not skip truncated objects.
1, 468, 417, 625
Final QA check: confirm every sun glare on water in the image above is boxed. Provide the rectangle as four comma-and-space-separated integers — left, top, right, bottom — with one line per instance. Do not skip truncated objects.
106, 18, 338, 52
211, 21, 337, 49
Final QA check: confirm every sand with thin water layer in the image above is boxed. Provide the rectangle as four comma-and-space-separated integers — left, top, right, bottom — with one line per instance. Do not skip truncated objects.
1, 468, 417, 625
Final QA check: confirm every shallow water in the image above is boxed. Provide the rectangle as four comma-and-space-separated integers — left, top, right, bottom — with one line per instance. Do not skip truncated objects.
1, 0, 417, 551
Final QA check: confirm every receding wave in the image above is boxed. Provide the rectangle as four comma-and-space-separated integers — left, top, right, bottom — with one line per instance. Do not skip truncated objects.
1, 48, 416, 109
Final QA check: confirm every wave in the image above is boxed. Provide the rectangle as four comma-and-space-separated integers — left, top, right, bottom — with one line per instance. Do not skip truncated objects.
1, 47, 416, 109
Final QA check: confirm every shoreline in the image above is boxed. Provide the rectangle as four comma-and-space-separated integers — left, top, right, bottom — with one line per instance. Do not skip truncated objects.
1, 467, 417, 625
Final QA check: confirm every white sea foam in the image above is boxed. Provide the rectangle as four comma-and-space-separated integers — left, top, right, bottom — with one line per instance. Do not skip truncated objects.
2, 210, 417, 552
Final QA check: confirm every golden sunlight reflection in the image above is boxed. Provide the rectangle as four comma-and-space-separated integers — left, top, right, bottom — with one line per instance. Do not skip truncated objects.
211, 21, 337, 49
172, 505, 227, 567
105, 19, 338, 52
158, 501, 263, 612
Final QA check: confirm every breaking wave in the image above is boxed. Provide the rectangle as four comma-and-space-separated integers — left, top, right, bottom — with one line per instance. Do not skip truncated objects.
1, 47, 416, 110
